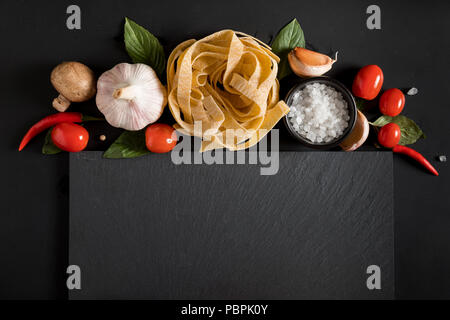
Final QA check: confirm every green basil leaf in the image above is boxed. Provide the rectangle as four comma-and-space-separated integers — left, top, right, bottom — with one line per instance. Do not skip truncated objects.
124, 17, 165, 78
371, 115, 426, 145
370, 116, 390, 127
103, 130, 150, 159
271, 18, 305, 80
42, 128, 62, 155
355, 97, 366, 112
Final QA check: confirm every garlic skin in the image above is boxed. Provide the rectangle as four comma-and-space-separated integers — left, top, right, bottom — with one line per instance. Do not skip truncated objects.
288, 47, 337, 78
96, 63, 167, 131
339, 110, 369, 151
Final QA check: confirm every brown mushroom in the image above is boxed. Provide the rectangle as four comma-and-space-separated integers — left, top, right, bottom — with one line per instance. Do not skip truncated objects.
50, 62, 96, 112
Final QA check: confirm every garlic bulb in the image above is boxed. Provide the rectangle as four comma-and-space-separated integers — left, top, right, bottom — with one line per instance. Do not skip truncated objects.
288, 47, 337, 78
96, 63, 167, 131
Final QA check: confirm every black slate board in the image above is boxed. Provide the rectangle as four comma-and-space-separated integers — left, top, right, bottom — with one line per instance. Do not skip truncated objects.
69, 151, 394, 299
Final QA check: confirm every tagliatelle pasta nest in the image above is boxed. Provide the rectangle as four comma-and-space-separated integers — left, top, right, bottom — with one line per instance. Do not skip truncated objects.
166, 30, 290, 151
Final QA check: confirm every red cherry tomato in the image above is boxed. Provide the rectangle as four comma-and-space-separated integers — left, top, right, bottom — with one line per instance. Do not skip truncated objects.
51, 122, 89, 152
352, 65, 384, 100
378, 123, 401, 148
379, 88, 405, 116
145, 123, 177, 153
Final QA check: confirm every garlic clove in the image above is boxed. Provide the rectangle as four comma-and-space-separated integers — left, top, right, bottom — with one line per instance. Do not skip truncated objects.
96, 63, 167, 131
288, 47, 337, 78
339, 110, 369, 151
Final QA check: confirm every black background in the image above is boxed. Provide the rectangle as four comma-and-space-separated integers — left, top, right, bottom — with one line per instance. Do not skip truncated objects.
1, 0, 449, 299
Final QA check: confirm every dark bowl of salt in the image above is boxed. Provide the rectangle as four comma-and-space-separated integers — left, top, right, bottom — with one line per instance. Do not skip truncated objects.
283, 76, 357, 150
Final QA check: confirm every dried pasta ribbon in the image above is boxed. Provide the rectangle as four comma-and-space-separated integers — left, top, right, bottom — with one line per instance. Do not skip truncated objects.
167, 30, 289, 151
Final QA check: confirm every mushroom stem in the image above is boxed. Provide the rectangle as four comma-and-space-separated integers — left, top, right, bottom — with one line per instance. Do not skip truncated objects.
113, 85, 139, 101
52, 94, 71, 112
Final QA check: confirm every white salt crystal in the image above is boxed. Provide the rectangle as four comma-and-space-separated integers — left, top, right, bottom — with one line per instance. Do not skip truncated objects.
287, 83, 350, 143
407, 87, 418, 96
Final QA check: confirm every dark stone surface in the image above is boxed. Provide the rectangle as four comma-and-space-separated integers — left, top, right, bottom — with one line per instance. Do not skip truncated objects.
1, 0, 449, 299
69, 151, 394, 299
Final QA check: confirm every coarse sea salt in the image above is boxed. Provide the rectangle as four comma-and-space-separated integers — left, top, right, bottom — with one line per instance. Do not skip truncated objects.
287, 83, 350, 143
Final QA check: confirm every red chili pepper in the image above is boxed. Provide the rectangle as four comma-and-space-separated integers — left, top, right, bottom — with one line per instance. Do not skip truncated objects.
392, 145, 439, 176
18, 112, 83, 151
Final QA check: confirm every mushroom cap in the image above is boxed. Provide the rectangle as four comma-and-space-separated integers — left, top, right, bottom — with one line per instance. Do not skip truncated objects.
51, 62, 96, 102
96, 63, 167, 131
